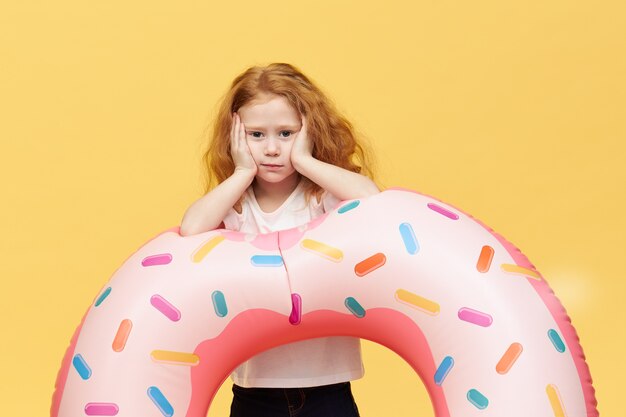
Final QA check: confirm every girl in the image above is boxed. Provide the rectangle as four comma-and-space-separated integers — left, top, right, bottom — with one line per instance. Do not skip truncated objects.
180, 63, 379, 417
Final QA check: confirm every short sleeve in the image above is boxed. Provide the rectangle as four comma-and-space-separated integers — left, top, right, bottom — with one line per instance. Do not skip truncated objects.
222, 205, 245, 231
313, 190, 342, 213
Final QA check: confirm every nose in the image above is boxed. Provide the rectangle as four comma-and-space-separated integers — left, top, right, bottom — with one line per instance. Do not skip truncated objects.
264, 136, 280, 156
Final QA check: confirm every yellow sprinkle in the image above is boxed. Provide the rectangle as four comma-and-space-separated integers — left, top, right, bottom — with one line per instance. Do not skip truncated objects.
300, 239, 343, 262
151, 350, 200, 366
546, 384, 567, 417
501, 264, 542, 280
192, 236, 226, 263
395, 289, 440, 315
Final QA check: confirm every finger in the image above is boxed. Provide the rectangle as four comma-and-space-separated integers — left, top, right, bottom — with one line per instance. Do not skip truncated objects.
238, 119, 247, 147
230, 113, 238, 147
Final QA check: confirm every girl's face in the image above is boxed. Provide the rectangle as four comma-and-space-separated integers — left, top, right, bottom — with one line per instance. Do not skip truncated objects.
237, 94, 302, 187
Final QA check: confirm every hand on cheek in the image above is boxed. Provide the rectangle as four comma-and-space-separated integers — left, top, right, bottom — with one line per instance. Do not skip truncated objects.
291, 115, 314, 170
230, 112, 258, 177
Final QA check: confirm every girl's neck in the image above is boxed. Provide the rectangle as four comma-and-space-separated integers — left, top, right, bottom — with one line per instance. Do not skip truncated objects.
252, 173, 302, 208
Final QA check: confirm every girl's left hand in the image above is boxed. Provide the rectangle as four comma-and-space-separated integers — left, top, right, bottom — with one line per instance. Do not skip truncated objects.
290, 115, 314, 169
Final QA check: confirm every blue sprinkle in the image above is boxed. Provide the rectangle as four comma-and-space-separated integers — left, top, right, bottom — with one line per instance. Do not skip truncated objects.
467, 389, 489, 409
548, 329, 566, 353
250, 255, 284, 267
399, 223, 419, 255
147, 386, 174, 417
95, 287, 111, 307
72, 354, 92, 380
338, 200, 360, 214
345, 297, 366, 318
434, 356, 453, 385
212, 290, 228, 317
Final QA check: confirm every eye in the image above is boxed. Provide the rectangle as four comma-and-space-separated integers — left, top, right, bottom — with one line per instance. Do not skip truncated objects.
279, 131, 292, 138
248, 131, 263, 139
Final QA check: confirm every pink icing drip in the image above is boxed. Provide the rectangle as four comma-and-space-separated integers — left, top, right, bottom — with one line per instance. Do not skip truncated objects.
277, 227, 306, 249
250, 232, 280, 251
187, 308, 448, 417
289, 293, 302, 325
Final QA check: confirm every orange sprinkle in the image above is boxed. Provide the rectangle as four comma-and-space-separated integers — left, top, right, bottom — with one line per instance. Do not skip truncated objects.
112, 319, 132, 352
476, 245, 494, 273
496, 342, 523, 374
354, 253, 386, 277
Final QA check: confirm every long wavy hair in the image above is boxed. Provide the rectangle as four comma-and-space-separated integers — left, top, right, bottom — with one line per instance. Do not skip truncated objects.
201, 62, 376, 207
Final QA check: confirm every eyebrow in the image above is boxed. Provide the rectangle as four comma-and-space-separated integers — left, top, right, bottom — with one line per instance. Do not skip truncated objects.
244, 125, 299, 130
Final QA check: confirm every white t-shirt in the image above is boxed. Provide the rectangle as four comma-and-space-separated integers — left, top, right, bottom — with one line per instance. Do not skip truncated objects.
222, 179, 364, 388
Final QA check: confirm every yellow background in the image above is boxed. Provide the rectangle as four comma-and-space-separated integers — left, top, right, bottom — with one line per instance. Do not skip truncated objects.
1, 1, 624, 415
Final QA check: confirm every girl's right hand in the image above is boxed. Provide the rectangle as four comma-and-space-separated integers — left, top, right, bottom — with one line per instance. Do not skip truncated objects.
230, 112, 258, 177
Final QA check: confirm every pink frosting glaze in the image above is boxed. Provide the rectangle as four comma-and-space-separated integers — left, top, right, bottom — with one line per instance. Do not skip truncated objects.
188, 308, 447, 417
387, 186, 598, 417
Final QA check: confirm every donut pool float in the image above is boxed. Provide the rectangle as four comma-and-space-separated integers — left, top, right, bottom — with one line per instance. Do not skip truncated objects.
51, 188, 598, 416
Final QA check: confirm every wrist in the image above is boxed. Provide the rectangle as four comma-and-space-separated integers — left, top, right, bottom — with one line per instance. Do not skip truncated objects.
292, 154, 315, 173
233, 166, 256, 183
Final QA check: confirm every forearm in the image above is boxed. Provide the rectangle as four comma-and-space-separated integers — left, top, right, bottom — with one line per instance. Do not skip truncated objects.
179, 169, 254, 236
293, 156, 379, 200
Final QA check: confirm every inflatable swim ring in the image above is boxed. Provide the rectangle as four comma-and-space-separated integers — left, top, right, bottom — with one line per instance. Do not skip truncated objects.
51, 188, 598, 416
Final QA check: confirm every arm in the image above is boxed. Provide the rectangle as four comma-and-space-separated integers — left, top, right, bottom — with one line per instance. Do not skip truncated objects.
290, 116, 379, 200
179, 169, 254, 236
180, 112, 257, 236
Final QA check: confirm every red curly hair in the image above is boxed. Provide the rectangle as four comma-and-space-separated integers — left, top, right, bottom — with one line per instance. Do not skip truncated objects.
201, 63, 376, 207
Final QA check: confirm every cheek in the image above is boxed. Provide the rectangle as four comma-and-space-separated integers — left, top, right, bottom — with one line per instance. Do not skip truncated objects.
283, 140, 295, 154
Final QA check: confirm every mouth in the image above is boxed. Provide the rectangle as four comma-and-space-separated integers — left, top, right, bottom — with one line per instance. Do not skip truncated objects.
261, 164, 283, 168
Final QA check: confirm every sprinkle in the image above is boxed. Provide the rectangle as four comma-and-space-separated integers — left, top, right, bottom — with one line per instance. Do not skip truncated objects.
496, 342, 523, 374
395, 289, 439, 315
141, 254, 172, 267
458, 307, 493, 327
112, 319, 132, 352
250, 255, 284, 267
289, 293, 302, 325
72, 354, 92, 380
84, 403, 119, 416
548, 329, 566, 353
399, 223, 419, 255
212, 290, 228, 317
192, 236, 225, 263
434, 356, 454, 385
501, 264, 541, 280
338, 200, 360, 214
354, 253, 386, 277
150, 350, 200, 366
94, 287, 111, 307
476, 246, 494, 273
300, 239, 343, 262
427, 203, 459, 220
467, 389, 489, 409
147, 386, 174, 417
345, 297, 366, 318
150, 295, 181, 322
546, 384, 567, 417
